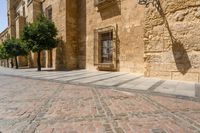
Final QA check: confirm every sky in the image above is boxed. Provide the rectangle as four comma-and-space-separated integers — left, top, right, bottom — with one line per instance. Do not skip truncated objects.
0, 0, 7, 33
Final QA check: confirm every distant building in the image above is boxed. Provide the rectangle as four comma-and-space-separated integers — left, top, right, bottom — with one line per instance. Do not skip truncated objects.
0, 28, 9, 44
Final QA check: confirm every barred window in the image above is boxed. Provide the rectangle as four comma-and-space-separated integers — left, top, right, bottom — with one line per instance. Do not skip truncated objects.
100, 31, 113, 63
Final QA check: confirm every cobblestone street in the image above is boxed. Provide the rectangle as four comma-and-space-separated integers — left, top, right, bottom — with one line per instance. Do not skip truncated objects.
0, 75, 200, 133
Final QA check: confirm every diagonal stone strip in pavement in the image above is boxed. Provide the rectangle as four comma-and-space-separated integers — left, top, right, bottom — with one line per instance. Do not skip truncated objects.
41, 71, 90, 80
71, 72, 128, 84
54, 71, 109, 82
30, 69, 87, 77
147, 80, 165, 92
143, 95, 200, 132
93, 73, 142, 87
28, 72, 70, 78
33, 71, 88, 79
113, 76, 143, 87
118, 77, 161, 91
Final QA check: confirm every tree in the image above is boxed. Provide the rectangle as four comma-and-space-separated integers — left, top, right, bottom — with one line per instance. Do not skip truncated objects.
0, 44, 10, 67
3, 38, 28, 69
22, 15, 58, 71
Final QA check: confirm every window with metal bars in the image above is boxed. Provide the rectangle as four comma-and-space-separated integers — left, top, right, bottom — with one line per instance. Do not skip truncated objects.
100, 31, 113, 63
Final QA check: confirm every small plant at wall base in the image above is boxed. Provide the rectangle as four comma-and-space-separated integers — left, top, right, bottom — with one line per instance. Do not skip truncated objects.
3, 38, 28, 69
22, 15, 58, 71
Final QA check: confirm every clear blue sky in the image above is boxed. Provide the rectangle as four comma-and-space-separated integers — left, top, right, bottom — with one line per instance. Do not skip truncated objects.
0, 0, 7, 33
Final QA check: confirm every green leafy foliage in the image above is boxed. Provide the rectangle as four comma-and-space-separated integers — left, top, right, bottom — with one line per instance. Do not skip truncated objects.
22, 15, 58, 52
2, 38, 28, 69
3, 38, 28, 58
21, 15, 58, 71
0, 44, 10, 60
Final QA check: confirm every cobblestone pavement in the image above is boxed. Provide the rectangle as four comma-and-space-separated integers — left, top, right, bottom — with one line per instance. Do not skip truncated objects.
0, 75, 200, 133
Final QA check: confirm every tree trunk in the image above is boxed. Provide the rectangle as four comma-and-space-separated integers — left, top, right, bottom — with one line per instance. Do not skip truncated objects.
6, 59, 9, 67
37, 51, 41, 71
14, 56, 18, 69
11, 59, 14, 68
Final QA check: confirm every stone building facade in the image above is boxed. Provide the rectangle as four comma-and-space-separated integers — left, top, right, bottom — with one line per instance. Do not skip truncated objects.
1, 0, 200, 82
0, 28, 9, 44
144, 0, 200, 82
0, 28, 9, 67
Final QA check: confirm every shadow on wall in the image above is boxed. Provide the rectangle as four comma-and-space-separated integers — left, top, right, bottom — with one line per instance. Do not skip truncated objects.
153, 0, 191, 75
171, 40, 191, 75
55, 37, 65, 70
98, 1, 121, 20
115, 24, 121, 71
77, 0, 86, 69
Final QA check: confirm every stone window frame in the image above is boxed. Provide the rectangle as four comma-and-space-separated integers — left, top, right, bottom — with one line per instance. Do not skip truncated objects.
94, 0, 120, 11
94, 0, 106, 6
94, 25, 117, 71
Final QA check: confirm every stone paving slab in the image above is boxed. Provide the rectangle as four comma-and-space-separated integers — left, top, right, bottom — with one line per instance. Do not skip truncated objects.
19, 70, 88, 78
71, 72, 127, 84
93, 73, 141, 87
0, 67, 199, 99
118, 77, 161, 91
28, 72, 69, 78
41, 71, 90, 80
20, 71, 61, 76
54, 71, 109, 82
155, 81, 195, 97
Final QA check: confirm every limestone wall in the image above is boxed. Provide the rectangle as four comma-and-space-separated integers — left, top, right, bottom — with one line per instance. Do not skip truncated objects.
43, 0, 65, 70
43, 0, 78, 70
26, 0, 42, 68
65, 0, 78, 70
27, 0, 42, 23
84, 0, 145, 73
15, 16, 25, 38
7, 0, 18, 38
77, 0, 86, 69
144, 0, 200, 82
15, 16, 28, 67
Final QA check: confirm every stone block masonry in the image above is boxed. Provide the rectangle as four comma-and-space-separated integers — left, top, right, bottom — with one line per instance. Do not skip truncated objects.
144, 0, 200, 82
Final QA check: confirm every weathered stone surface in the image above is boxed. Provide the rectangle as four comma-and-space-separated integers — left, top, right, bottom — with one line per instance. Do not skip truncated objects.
42, 0, 78, 70
144, 0, 200, 82
84, 0, 145, 73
